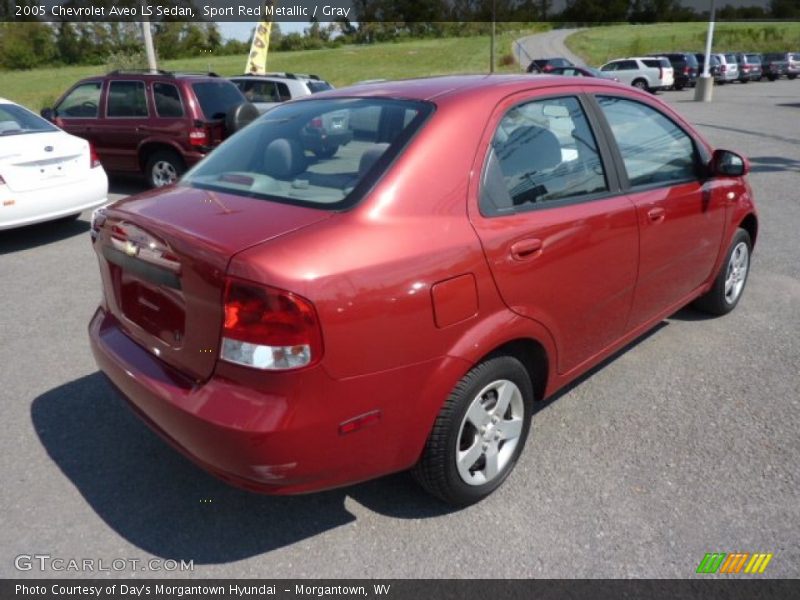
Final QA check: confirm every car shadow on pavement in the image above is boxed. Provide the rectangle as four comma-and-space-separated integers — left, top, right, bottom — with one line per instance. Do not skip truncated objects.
109, 175, 148, 197
0, 217, 90, 255
747, 155, 800, 174
31, 373, 453, 563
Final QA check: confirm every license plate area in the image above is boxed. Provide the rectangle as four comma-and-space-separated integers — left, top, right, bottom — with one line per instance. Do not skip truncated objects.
118, 273, 186, 348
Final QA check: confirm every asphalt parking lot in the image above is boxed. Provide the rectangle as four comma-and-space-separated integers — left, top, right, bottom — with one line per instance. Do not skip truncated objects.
1, 80, 798, 579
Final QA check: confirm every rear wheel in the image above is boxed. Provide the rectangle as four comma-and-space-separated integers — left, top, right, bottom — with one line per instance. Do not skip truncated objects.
632, 78, 649, 91
313, 145, 338, 159
413, 355, 533, 506
789, 74, 798, 80
145, 150, 185, 188
694, 228, 752, 316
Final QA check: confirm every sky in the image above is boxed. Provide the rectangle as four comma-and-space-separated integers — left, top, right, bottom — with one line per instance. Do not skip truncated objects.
219, 21, 306, 41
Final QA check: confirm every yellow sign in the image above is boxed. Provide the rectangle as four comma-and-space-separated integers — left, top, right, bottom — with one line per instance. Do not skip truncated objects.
244, 2, 275, 74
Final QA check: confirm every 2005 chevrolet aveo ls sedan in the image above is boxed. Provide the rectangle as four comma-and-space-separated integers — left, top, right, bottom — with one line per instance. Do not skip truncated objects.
89, 75, 757, 505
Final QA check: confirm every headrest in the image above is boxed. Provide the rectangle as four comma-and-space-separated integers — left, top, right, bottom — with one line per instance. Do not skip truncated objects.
263, 138, 307, 179
497, 125, 561, 177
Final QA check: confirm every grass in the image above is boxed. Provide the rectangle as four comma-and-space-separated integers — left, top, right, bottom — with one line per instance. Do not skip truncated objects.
566, 22, 800, 67
0, 31, 533, 111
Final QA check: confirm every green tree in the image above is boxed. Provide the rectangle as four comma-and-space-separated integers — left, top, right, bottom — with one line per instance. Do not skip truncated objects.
0, 22, 56, 69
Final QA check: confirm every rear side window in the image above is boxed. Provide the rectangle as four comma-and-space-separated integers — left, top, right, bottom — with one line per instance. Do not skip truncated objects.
56, 82, 101, 118
597, 96, 698, 188
191, 81, 245, 120
153, 83, 184, 118
306, 81, 333, 94
480, 96, 607, 214
183, 98, 433, 210
107, 81, 148, 118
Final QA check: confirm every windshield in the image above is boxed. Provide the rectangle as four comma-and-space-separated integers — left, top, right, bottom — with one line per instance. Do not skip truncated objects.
184, 98, 433, 210
0, 103, 58, 136
191, 81, 246, 120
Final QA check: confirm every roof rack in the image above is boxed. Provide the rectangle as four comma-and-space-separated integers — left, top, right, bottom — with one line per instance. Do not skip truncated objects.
107, 69, 171, 76
240, 72, 321, 81
106, 69, 219, 78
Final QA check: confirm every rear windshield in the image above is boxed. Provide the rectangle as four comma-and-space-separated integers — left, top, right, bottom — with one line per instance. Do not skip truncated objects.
184, 98, 434, 210
746, 54, 761, 63
191, 81, 246, 120
0, 103, 58, 136
642, 59, 667, 68
763, 53, 784, 61
306, 81, 333, 94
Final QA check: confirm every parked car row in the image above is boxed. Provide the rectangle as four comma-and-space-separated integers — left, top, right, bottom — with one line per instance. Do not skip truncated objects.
601, 51, 800, 92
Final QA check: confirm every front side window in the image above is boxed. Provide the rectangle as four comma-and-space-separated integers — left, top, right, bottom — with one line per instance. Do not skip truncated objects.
597, 96, 698, 188
56, 82, 101, 118
480, 96, 608, 215
107, 81, 148, 118
184, 98, 433, 210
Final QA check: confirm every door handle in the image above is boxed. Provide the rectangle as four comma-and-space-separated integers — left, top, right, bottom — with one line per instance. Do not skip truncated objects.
647, 207, 666, 222
510, 238, 543, 261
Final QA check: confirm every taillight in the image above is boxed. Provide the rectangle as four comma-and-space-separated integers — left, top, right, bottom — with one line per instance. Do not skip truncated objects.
189, 127, 209, 147
309, 117, 323, 129
720, 64, 727, 72
659, 66, 664, 79
683, 66, 690, 74
221, 278, 323, 371
89, 144, 101, 169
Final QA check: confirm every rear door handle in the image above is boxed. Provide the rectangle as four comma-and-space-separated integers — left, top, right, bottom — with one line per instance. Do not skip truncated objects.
647, 207, 666, 222
510, 238, 543, 261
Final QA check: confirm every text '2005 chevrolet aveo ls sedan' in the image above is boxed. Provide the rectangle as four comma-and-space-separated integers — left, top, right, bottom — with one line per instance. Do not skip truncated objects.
89, 75, 757, 505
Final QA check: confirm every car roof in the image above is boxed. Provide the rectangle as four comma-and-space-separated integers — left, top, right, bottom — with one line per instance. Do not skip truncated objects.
316, 74, 626, 104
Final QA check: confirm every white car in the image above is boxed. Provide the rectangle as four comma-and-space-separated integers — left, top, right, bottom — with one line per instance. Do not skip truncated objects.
0, 97, 108, 230
600, 57, 675, 92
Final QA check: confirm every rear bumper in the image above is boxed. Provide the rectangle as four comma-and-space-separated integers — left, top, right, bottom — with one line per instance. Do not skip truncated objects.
0, 168, 107, 230
89, 307, 459, 494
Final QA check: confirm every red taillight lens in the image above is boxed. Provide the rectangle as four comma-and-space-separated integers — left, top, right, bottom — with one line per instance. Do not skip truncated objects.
189, 128, 209, 147
220, 279, 323, 370
89, 144, 101, 168
309, 117, 323, 129
683, 66, 690, 74
720, 65, 727, 72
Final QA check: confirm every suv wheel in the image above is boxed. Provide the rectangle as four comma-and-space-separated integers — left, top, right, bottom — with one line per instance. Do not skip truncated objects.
413, 355, 533, 505
146, 151, 185, 188
632, 79, 649, 91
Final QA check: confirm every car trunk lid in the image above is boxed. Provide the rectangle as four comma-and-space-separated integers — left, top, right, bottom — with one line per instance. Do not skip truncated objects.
93, 185, 331, 381
0, 131, 89, 192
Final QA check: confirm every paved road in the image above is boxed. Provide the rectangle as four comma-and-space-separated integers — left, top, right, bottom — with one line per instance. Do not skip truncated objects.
514, 28, 585, 68
1, 79, 798, 579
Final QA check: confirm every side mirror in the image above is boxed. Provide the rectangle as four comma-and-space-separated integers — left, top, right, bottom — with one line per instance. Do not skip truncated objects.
711, 149, 749, 177
40, 108, 54, 121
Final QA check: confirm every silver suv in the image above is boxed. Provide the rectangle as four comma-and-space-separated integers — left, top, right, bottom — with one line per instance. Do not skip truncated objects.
229, 73, 352, 158
713, 53, 740, 83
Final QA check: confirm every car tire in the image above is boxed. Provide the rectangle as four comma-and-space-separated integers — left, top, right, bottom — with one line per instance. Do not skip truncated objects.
694, 228, 752, 316
145, 150, 185, 188
632, 79, 649, 91
413, 355, 533, 506
768, 75, 777, 81
789, 74, 798, 80
675, 84, 685, 91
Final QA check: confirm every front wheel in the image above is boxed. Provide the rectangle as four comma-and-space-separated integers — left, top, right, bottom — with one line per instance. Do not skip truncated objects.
694, 228, 752, 315
413, 355, 533, 505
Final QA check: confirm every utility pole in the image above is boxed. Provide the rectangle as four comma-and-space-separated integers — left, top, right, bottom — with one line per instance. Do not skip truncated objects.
490, 0, 496, 73
694, 0, 716, 102
141, 1, 158, 72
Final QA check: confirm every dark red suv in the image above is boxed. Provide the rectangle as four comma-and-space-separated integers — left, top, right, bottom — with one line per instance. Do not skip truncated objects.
89, 75, 757, 505
43, 71, 253, 187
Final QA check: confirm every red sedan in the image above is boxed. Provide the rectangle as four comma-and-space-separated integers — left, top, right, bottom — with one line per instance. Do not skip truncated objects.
89, 75, 757, 505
